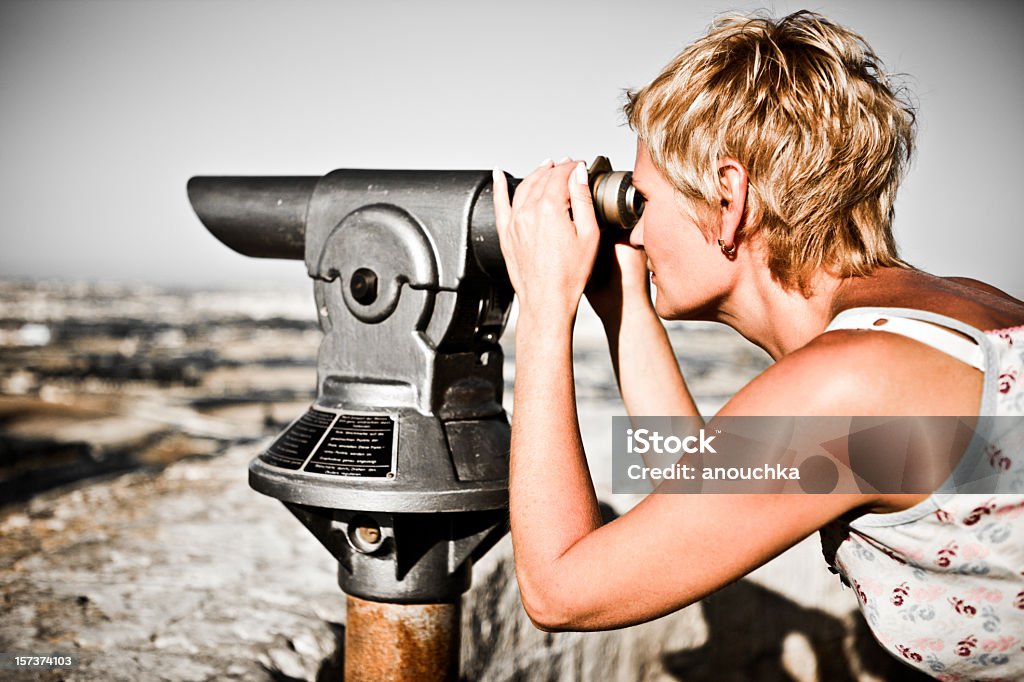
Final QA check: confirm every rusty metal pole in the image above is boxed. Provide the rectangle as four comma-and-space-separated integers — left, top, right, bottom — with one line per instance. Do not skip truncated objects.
344, 596, 460, 682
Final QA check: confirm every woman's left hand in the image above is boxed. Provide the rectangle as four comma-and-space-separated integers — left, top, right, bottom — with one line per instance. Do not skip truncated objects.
492, 159, 601, 325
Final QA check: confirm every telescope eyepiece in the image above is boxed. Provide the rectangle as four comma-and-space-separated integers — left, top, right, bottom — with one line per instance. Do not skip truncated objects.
588, 157, 645, 231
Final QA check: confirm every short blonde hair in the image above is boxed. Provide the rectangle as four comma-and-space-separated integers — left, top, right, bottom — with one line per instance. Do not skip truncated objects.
625, 10, 916, 292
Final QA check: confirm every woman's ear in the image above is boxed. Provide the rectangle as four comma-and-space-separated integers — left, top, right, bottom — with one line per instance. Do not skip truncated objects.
717, 157, 748, 248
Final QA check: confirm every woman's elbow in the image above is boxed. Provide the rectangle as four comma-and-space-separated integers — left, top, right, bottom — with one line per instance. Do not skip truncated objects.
518, 578, 595, 632
519, 573, 692, 632
520, 587, 574, 632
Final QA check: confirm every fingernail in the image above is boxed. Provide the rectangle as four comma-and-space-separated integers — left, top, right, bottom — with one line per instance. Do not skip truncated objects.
538, 158, 553, 167
492, 167, 502, 183
558, 156, 572, 164
574, 162, 588, 185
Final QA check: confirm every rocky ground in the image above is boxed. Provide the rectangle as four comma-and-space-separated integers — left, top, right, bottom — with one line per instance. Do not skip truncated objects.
0, 281, 928, 681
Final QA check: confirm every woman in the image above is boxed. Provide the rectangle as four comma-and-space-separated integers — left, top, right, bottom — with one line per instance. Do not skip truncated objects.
492, 10, 1024, 681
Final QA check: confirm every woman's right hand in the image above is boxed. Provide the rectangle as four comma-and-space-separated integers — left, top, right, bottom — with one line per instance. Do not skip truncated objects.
584, 232, 698, 418
585, 238, 653, 327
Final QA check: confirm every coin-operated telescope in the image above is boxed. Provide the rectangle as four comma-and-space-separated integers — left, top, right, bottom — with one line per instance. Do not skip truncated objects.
187, 158, 641, 680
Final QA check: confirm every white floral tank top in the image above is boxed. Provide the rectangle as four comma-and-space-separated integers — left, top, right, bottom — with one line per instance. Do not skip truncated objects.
820, 308, 1024, 681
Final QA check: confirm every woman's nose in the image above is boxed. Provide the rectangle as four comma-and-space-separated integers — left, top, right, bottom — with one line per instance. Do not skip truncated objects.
629, 216, 645, 247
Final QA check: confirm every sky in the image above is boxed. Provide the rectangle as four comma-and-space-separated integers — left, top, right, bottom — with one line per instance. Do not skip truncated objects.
1, 0, 1022, 295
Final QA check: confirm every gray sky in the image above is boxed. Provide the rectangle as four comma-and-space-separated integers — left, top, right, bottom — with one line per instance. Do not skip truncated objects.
1, 0, 1022, 294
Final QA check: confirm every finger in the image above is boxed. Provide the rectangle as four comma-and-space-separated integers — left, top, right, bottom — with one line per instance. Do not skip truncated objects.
539, 160, 576, 207
526, 158, 555, 192
568, 162, 599, 239
513, 161, 555, 214
492, 167, 512, 233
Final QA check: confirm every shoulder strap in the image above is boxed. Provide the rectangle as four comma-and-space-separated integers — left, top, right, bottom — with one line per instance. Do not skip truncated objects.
826, 309, 986, 372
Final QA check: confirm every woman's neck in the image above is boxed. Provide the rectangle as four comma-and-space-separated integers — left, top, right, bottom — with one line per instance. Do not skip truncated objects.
716, 264, 946, 360
714, 258, 849, 361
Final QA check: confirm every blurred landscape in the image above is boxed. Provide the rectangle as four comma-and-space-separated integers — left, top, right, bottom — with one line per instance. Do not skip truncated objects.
0, 281, 926, 681
0, 281, 320, 506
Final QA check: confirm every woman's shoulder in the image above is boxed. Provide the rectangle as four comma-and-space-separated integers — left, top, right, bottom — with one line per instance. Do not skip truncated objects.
721, 269, 1022, 417
839, 269, 1024, 332
722, 321, 984, 417
943, 276, 1023, 307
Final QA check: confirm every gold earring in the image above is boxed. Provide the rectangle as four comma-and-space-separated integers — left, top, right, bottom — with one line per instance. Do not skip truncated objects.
718, 239, 737, 258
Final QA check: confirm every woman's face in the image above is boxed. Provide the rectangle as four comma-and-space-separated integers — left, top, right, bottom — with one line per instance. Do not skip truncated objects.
629, 142, 732, 319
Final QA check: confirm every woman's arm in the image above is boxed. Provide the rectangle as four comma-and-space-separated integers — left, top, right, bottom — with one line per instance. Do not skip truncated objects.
506, 333, 895, 631
587, 245, 700, 418
492, 160, 607, 615
505, 323, 983, 631
509, 313, 604, 618
508, 333, 882, 630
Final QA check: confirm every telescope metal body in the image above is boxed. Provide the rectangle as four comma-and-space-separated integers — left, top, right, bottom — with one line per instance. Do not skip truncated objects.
187, 159, 639, 679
